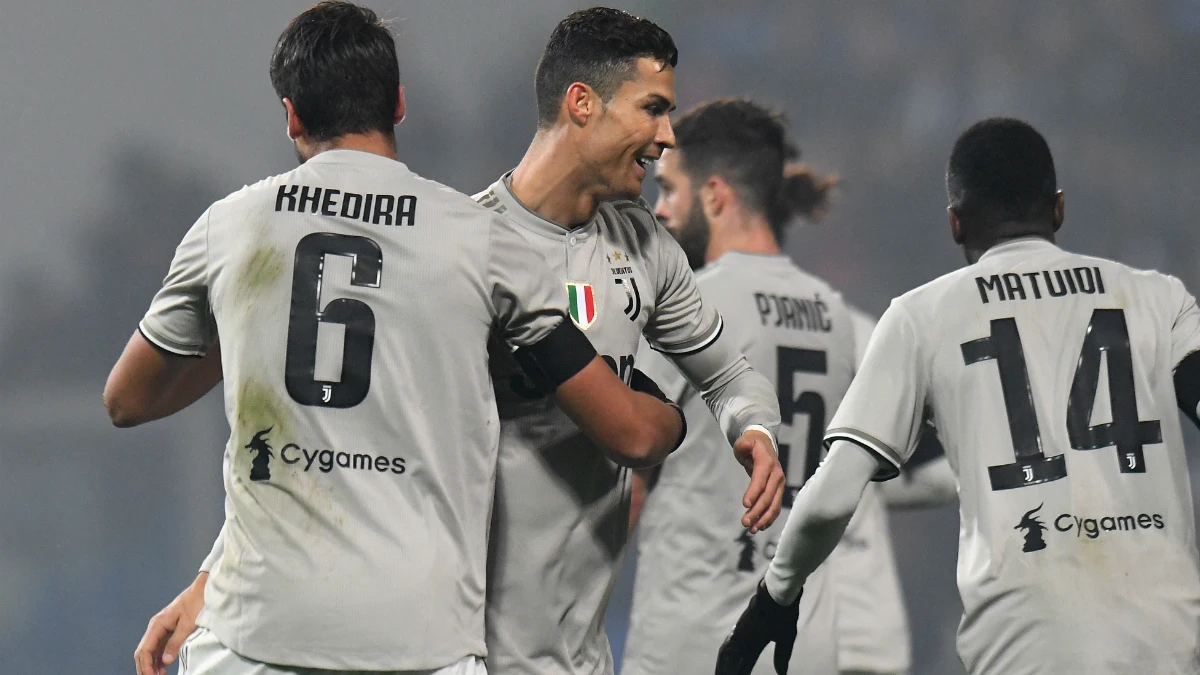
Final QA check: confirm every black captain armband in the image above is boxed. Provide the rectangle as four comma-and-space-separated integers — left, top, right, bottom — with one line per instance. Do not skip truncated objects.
1175, 350, 1200, 429
630, 368, 687, 452
512, 319, 597, 391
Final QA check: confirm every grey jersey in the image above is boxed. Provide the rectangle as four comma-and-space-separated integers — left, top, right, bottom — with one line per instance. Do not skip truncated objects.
140, 150, 571, 671
623, 252, 854, 675
830, 238, 1200, 675
474, 176, 780, 675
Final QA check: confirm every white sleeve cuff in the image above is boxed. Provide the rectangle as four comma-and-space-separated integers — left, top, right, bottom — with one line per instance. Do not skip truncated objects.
744, 424, 778, 452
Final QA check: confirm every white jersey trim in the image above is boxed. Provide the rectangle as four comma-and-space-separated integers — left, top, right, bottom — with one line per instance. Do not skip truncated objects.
824, 428, 902, 480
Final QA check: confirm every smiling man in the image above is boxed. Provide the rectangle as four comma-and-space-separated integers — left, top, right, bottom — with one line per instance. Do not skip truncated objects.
473, 10, 785, 674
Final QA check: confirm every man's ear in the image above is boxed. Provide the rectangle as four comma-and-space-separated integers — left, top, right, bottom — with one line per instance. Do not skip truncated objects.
394, 85, 406, 125
283, 98, 304, 141
564, 82, 600, 127
1052, 190, 1064, 233
948, 206, 964, 245
702, 175, 733, 219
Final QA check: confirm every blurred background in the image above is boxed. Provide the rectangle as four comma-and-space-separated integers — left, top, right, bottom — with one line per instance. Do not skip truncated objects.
3, 1, 1200, 673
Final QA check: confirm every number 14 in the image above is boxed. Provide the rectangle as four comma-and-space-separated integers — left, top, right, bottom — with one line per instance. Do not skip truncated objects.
961, 309, 1161, 491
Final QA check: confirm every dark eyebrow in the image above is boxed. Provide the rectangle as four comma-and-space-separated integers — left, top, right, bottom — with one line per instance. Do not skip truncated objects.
654, 174, 669, 187
644, 94, 674, 112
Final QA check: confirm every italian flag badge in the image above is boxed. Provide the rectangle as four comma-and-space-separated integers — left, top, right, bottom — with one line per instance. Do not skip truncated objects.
566, 282, 597, 329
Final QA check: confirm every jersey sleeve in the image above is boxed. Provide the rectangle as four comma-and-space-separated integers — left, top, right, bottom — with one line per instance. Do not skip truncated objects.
642, 218, 723, 355
848, 309, 879, 371
824, 299, 928, 481
635, 338, 691, 404
486, 214, 570, 348
138, 209, 217, 357
1167, 275, 1200, 368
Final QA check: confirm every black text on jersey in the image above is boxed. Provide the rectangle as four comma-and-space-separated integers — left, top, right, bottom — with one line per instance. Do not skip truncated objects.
275, 184, 417, 226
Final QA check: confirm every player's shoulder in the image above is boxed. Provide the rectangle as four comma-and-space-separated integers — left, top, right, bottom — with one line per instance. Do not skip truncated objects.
471, 177, 507, 211
207, 172, 288, 214
895, 261, 983, 310
602, 195, 656, 224
1076, 250, 1186, 295
698, 252, 842, 296
597, 196, 662, 243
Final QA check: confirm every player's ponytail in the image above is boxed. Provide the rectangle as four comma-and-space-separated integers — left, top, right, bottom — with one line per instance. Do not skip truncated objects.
777, 162, 838, 223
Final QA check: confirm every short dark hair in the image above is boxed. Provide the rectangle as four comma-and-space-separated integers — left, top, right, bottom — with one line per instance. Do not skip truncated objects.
674, 98, 836, 241
270, 1, 400, 142
534, 7, 677, 128
947, 117, 1057, 233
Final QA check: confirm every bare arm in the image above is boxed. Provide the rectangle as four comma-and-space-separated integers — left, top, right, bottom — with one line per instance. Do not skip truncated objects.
105, 330, 222, 427
555, 357, 683, 469
629, 466, 662, 533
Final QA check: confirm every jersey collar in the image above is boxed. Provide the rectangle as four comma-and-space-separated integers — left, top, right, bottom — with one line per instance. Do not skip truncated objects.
304, 148, 407, 170
977, 236, 1060, 263
716, 250, 794, 266
492, 171, 599, 241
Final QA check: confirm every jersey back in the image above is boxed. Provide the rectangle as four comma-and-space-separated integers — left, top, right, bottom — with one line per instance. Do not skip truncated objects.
624, 252, 854, 675
139, 150, 565, 671
828, 238, 1200, 674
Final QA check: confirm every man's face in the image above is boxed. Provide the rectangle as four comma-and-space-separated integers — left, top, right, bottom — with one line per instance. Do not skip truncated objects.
654, 149, 710, 271
579, 57, 676, 201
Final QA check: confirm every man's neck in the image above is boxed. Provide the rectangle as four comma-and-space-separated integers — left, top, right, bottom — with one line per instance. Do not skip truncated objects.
706, 211, 781, 263
305, 131, 398, 161
965, 228, 1055, 264
509, 128, 603, 228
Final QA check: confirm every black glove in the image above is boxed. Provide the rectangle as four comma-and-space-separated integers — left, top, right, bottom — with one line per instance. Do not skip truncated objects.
629, 368, 686, 452
714, 580, 802, 675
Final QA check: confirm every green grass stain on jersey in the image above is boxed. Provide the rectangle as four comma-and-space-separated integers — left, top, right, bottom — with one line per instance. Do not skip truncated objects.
239, 246, 286, 294
236, 377, 289, 440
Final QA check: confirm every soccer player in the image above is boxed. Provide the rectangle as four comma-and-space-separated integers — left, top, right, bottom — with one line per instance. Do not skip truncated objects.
717, 117, 1200, 675
107, 4, 688, 675
474, 11, 783, 675
132, 7, 786, 675
620, 99, 849, 675
621, 98, 953, 675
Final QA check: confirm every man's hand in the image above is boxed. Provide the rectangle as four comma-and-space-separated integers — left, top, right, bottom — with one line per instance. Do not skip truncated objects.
714, 580, 801, 675
733, 430, 785, 534
134, 572, 208, 675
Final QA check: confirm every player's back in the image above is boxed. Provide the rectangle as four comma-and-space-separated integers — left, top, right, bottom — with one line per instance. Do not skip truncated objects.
624, 251, 851, 675
886, 237, 1200, 674
164, 150, 520, 670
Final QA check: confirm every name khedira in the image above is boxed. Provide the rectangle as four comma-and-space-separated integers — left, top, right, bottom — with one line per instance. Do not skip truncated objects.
275, 184, 417, 226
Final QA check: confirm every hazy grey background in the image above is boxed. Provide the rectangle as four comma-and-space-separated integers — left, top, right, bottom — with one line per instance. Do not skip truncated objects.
3, 1, 1200, 673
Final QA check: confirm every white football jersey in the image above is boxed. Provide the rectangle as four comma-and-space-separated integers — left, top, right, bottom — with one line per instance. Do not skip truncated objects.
623, 251, 852, 675
140, 150, 574, 671
829, 237, 1200, 675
